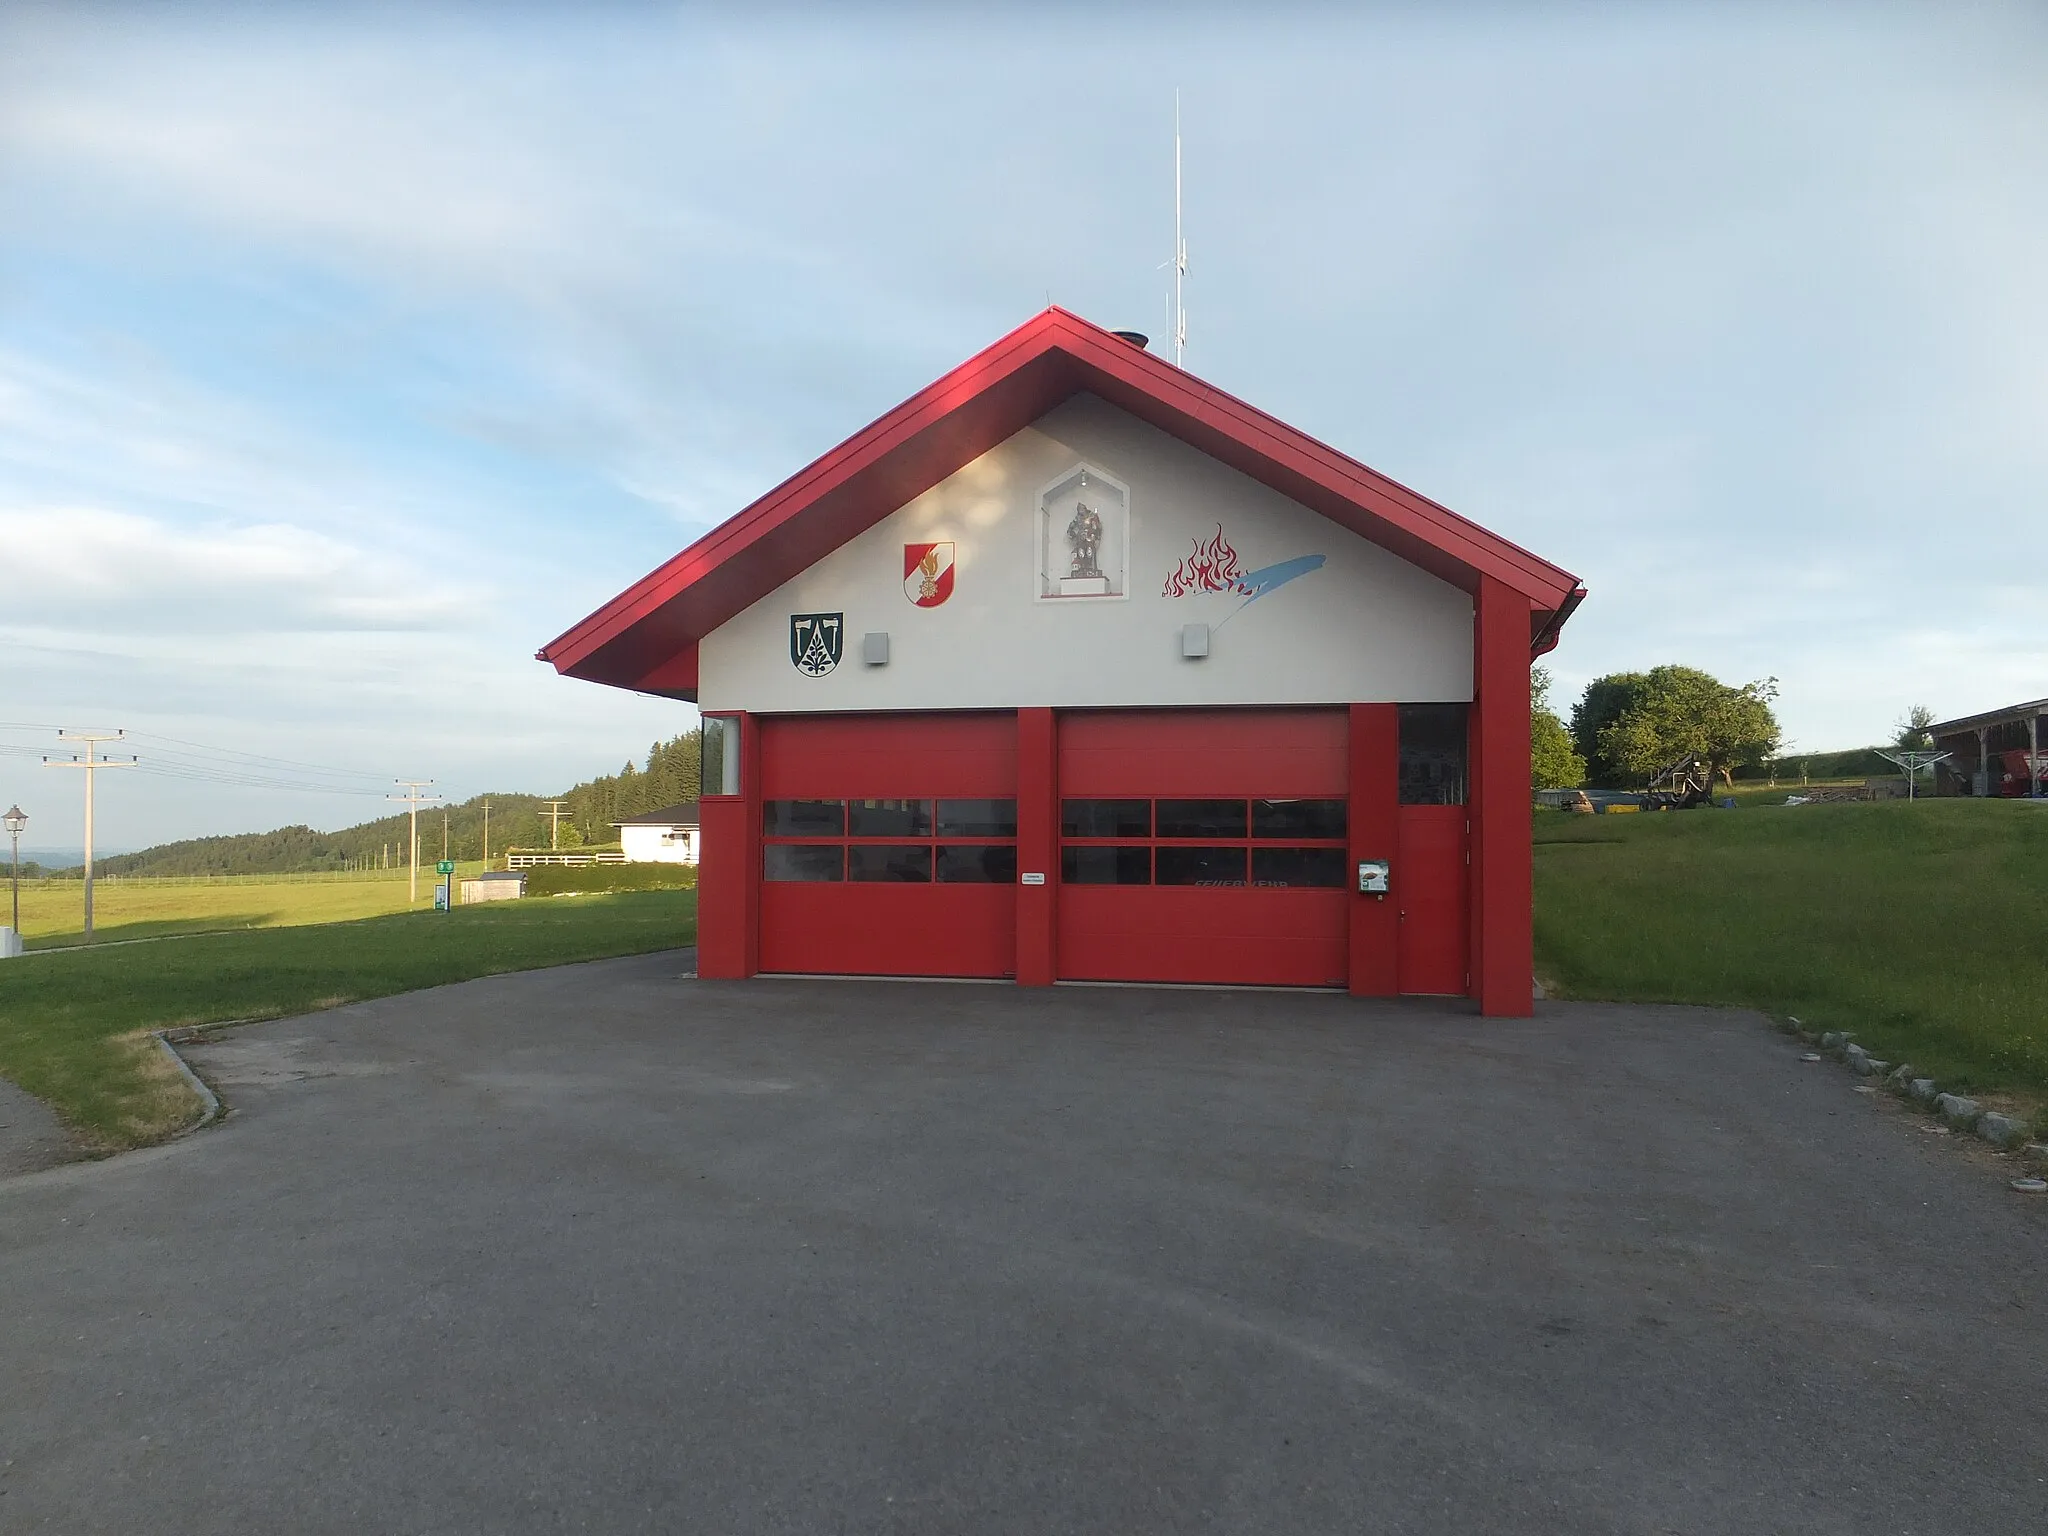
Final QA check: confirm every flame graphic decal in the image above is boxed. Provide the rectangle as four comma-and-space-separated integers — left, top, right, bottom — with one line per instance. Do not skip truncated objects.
1162, 524, 1329, 623
1162, 525, 1246, 596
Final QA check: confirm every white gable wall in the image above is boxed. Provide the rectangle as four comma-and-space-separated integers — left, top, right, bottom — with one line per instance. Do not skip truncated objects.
620, 825, 697, 864
698, 394, 1473, 713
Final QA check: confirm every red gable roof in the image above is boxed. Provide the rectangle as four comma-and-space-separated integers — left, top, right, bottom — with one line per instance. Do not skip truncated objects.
540, 307, 1584, 699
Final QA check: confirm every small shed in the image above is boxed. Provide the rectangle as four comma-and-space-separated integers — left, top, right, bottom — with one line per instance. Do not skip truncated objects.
613, 802, 700, 865
460, 871, 527, 904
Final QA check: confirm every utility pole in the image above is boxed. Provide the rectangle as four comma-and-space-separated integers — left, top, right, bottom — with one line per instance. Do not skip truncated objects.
43, 730, 137, 938
388, 780, 442, 905
542, 799, 570, 851
483, 798, 490, 865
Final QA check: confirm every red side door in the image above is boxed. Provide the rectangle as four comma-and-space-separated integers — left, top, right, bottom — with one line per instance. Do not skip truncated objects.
1396, 805, 1468, 995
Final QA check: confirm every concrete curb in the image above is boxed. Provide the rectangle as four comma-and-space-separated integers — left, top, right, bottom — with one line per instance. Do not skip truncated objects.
150, 1030, 222, 1135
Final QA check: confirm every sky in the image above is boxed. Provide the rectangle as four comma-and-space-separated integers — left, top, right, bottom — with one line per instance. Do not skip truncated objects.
1, 1, 2043, 851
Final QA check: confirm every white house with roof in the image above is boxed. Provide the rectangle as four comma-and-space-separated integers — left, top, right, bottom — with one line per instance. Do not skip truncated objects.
613, 802, 700, 864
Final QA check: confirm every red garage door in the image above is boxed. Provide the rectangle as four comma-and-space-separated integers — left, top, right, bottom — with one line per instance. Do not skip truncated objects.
1056, 709, 1350, 988
758, 713, 1018, 978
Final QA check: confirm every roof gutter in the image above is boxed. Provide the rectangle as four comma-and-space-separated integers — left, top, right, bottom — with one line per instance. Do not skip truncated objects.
1530, 586, 1587, 660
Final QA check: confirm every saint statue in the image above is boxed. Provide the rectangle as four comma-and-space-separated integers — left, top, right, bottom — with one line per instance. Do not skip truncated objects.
1066, 501, 1104, 580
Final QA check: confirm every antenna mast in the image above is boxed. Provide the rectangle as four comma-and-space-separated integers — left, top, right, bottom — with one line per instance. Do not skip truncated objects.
1173, 89, 1187, 367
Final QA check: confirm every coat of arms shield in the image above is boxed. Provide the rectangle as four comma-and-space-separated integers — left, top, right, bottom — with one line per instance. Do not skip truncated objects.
788, 612, 843, 677
903, 541, 955, 607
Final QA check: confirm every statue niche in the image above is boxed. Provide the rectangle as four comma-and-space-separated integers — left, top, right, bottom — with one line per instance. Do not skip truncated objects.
1038, 464, 1126, 599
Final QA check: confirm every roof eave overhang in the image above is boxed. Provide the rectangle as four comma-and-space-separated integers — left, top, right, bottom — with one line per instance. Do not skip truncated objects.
539, 309, 1584, 691
1930, 697, 2048, 737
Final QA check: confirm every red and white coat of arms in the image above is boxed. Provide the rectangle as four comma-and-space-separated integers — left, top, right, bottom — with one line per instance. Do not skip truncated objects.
903, 541, 956, 607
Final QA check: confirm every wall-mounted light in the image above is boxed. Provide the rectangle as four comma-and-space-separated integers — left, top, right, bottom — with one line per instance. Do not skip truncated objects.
1180, 623, 1210, 659
862, 631, 891, 665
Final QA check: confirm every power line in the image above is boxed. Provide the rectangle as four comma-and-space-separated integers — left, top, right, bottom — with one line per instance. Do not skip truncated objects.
122, 731, 391, 783
6, 724, 394, 796
4, 727, 393, 799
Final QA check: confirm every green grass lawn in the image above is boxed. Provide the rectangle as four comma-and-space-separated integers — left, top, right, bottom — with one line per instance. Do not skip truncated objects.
6, 869, 504, 949
1535, 799, 2048, 1102
0, 889, 695, 1152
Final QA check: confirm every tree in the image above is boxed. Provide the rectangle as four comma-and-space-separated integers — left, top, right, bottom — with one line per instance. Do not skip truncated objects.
1597, 666, 1782, 789
1530, 667, 1586, 789
1893, 705, 1936, 751
561, 728, 705, 844
1570, 672, 1649, 787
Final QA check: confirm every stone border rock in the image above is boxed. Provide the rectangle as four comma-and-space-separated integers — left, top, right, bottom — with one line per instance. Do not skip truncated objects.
1800, 1020, 2046, 1182
150, 1029, 222, 1135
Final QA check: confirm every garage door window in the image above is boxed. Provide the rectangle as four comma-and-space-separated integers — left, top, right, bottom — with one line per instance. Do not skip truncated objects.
764, 799, 845, 837
763, 843, 844, 882
847, 799, 931, 837
847, 844, 932, 882
765, 798, 1017, 883
1060, 798, 1347, 888
1061, 844, 1152, 885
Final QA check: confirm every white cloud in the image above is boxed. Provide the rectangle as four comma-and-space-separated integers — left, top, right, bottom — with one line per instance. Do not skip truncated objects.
0, 506, 461, 632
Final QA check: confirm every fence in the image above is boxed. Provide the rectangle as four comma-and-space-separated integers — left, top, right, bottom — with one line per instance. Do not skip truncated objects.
507, 852, 629, 868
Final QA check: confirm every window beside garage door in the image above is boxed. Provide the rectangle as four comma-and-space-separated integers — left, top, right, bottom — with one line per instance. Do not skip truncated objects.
764, 798, 1019, 884
1059, 798, 1348, 887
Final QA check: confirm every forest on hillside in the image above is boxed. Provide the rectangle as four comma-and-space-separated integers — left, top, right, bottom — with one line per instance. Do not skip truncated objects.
70, 729, 705, 878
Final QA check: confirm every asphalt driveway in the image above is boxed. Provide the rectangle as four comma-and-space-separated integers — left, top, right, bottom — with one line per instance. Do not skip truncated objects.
3, 953, 2044, 1533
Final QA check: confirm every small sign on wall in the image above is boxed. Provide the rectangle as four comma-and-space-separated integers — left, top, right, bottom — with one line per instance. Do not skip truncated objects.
1020, 872, 1047, 885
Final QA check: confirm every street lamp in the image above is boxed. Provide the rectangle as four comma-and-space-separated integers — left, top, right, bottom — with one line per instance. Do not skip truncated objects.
3, 804, 25, 936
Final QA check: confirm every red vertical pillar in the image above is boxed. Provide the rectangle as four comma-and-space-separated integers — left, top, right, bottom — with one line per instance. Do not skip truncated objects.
695, 712, 761, 980
1471, 577, 1533, 1016
1347, 702, 1399, 996
1015, 707, 1057, 985
738, 712, 762, 976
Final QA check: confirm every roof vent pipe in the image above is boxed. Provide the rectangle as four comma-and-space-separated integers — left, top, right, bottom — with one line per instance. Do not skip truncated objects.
1111, 330, 1150, 350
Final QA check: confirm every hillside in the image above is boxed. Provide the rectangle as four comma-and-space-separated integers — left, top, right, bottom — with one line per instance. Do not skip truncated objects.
63, 730, 704, 878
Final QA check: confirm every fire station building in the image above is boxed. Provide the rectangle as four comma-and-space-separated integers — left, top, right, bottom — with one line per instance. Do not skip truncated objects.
541, 310, 1583, 1015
